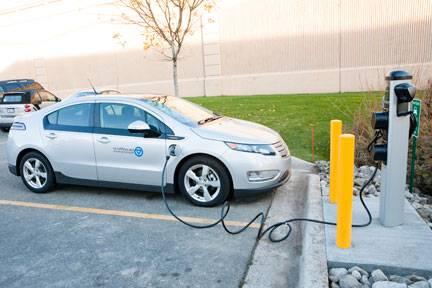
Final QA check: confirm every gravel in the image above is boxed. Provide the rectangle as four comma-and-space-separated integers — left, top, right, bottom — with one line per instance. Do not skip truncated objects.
328, 266, 432, 288
316, 161, 432, 229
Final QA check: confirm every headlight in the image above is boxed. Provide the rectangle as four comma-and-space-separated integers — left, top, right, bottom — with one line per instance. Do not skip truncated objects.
225, 142, 275, 156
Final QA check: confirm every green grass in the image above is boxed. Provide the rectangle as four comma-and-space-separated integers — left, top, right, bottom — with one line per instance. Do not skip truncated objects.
187, 92, 381, 161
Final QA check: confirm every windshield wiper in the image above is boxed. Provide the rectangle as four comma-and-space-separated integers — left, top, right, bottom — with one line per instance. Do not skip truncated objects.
198, 115, 223, 125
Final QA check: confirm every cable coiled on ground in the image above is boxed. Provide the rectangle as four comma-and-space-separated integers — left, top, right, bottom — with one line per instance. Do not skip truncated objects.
160, 156, 378, 243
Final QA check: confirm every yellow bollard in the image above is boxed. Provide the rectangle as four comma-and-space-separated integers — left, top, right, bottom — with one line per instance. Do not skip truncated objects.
329, 120, 342, 203
336, 134, 355, 249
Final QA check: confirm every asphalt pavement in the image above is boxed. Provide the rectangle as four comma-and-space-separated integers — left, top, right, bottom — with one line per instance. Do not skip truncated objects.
0, 131, 277, 288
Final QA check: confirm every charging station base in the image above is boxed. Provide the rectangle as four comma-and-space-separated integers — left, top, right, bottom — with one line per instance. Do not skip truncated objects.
324, 195, 432, 277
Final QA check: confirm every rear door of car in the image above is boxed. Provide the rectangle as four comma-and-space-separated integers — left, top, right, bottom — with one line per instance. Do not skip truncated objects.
42, 102, 98, 180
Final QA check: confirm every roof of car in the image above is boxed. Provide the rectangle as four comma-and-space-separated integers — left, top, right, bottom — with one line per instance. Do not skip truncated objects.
68, 93, 170, 102
0, 79, 34, 84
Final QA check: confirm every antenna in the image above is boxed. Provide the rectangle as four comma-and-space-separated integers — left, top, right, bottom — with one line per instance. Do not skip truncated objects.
88, 79, 98, 94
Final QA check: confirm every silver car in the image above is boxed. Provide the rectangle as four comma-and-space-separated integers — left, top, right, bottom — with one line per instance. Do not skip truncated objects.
0, 90, 60, 132
6, 95, 291, 206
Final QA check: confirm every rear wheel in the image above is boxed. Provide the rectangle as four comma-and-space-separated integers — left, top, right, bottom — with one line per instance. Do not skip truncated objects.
20, 152, 55, 193
1, 127, 9, 132
178, 156, 231, 207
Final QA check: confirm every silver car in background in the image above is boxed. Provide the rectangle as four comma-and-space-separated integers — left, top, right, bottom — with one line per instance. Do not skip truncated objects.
0, 90, 60, 132
6, 94, 291, 206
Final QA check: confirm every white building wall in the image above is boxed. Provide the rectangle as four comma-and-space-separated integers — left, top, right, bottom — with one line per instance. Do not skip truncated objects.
0, 0, 431, 98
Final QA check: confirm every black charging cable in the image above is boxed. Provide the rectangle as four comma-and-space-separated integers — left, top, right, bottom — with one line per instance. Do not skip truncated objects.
158, 104, 375, 243
160, 155, 377, 243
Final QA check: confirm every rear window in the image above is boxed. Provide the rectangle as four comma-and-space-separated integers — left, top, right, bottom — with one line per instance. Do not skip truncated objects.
0, 92, 31, 104
2, 95, 23, 104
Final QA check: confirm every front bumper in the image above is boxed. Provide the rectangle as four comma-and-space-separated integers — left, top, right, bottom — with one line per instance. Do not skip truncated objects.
223, 148, 292, 196
234, 168, 291, 197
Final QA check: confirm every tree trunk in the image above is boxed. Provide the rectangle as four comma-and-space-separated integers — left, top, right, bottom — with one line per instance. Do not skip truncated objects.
172, 58, 179, 97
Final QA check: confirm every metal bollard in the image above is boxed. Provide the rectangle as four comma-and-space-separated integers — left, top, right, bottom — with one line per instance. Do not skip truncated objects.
336, 134, 355, 249
329, 120, 342, 203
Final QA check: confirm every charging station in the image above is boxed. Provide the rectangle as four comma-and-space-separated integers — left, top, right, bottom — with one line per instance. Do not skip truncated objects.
371, 70, 416, 227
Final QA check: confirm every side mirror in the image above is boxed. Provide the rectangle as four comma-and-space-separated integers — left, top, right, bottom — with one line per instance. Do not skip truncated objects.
128, 120, 151, 133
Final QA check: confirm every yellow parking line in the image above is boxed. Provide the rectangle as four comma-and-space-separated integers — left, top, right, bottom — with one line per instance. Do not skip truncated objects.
0, 199, 260, 229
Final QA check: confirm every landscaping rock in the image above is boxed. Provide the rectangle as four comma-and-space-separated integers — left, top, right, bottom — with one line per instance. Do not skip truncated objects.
339, 274, 362, 288
360, 275, 371, 286
367, 185, 378, 195
349, 266, 369, 277
408, 281, 429, 288
372, 281, 408, 288
407, 275, 427, 282
389, 275, 411, 285
371, 269, 388, 283
330, 268, 349, 282
352, 270, 362, 281
331, 282, 340, 288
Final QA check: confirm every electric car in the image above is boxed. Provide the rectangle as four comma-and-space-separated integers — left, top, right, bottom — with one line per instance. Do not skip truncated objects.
6, 94, 291, 206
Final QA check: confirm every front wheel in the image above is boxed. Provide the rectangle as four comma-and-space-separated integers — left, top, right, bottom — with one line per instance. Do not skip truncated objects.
178, 156, 231, 207
20, 152, 55, 193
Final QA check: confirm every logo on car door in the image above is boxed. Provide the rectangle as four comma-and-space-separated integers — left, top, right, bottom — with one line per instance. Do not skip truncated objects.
134, 147, 144, 157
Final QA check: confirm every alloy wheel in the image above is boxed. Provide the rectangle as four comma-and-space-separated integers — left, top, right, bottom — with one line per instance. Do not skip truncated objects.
184, 164, 221, 203
23, 158, 48, 189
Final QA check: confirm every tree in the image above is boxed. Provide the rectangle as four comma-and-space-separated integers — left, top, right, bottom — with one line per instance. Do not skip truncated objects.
120, 0, 214, 97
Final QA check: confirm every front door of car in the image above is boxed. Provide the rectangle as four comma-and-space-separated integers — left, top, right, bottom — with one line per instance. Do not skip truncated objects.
93, 102, 168, 188
42, 102, 98, 180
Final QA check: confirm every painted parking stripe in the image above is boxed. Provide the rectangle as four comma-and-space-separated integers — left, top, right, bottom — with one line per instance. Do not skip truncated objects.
0, 199, 261, 229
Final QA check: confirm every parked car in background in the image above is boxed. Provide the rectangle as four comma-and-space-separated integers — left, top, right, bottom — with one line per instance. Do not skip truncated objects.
0, 89, 60, 132
0, 79, 43, 99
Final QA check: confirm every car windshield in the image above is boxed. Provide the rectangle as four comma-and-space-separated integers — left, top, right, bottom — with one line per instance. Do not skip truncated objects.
141, 96, 221, 126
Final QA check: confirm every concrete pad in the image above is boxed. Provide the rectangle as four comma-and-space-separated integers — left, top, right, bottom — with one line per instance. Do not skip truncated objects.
324, 195, 432, 277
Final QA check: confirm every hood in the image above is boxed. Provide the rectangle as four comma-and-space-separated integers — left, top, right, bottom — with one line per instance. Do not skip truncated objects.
191, 117, 281, 144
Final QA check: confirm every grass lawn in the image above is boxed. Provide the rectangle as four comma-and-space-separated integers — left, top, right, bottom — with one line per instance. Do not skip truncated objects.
188, 92, 381, 161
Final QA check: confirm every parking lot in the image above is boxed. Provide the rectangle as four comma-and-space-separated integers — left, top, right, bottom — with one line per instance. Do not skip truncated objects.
0, 131, 283, 288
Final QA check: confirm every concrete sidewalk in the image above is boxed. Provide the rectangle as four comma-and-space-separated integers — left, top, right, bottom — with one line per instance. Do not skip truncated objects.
324, 195, 432, 277
243, 157, 328, 288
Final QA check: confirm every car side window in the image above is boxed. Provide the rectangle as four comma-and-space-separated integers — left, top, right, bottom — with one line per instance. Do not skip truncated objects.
44, 103, 93, 132
96, 103, 173, 137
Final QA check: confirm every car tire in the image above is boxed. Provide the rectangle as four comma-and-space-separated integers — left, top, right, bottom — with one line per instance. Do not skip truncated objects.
178, 156, 231, 207
1, 128, 9, 132
19, 152, 55, 193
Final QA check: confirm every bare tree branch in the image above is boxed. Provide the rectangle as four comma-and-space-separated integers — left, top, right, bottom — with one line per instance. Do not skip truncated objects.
118, 0, 214, 96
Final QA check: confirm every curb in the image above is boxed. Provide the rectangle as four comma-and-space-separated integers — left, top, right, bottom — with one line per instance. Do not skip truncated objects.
298, 174, 329, 288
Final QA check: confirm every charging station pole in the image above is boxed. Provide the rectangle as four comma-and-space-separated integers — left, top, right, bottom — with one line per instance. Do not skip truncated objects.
376, 71, 416, 227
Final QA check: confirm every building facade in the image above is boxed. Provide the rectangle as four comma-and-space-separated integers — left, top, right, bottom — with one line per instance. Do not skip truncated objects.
0, 0, 431, 98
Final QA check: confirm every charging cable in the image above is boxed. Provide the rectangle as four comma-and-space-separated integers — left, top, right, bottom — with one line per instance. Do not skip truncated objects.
160, 155, 377, 243
158, 108, 375, 243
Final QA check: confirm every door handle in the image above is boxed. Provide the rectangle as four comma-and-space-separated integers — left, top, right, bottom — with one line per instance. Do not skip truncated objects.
97, 137, 111, 144
45, 133, 57, 140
